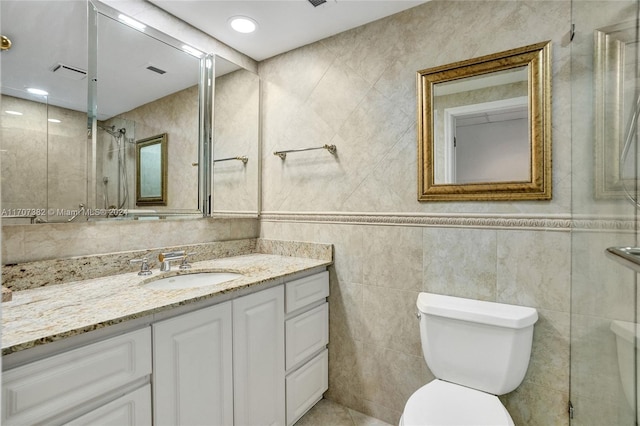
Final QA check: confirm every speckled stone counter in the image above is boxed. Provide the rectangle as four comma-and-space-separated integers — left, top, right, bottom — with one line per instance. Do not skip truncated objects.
2, 242, 332, 356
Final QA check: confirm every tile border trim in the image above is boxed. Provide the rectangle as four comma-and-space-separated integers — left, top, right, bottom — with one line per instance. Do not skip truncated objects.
260, 212, 636, 232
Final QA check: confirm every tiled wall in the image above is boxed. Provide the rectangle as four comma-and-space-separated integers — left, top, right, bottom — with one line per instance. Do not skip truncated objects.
213, 68, 260, 215
113, 85, 200, 211
2, 218, 259, 265
1, 95, 87, 216
259, 1, 572, 424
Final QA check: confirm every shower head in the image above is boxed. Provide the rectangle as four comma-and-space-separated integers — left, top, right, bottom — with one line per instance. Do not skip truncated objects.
98, 124, 120, 137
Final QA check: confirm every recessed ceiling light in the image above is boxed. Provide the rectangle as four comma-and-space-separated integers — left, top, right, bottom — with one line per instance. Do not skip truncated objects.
5, 110, 23, 116
229, 16, 257, 34
27, 87, 48, 96
118, 14, 146, 31
48, 118, 61, 123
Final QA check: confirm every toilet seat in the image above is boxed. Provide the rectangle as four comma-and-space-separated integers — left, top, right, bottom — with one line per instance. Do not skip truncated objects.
401, 379, 514, 426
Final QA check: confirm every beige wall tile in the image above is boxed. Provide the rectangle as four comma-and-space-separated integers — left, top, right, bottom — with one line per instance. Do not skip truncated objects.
496, 230, 571, 312
423, 227, 497, 301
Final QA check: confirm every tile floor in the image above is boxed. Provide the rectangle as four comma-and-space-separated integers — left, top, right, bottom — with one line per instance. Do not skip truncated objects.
295, 399, 393, 426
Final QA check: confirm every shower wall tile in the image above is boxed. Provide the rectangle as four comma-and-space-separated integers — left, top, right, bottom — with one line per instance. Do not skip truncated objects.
570, 313, 628, 411
571, 230, 635, 320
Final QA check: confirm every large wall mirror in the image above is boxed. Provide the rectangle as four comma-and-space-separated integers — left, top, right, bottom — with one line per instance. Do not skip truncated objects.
212, 56, 260, 217
417, 41, 552, 201
0, 0, 223, 223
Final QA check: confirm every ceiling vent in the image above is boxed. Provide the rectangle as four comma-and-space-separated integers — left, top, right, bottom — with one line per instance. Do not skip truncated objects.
50, 63, 87, 80
146, 65, 167, 75
308, 0, 327, 7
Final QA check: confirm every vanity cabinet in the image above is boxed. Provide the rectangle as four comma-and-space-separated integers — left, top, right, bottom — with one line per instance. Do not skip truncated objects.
65, 384, 152, 425
284, 271, 330, 426
153, 302, 233, 425
233, 285, 286, 425
2, 270, 329, 426
2, 328, 152, 425
153, 285, 285, 426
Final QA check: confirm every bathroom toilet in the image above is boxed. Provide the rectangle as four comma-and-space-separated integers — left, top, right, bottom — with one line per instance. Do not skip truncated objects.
401, 292, 538, 426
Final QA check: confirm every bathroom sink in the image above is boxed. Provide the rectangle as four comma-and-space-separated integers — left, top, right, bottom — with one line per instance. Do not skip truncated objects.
143, 272, 242, 290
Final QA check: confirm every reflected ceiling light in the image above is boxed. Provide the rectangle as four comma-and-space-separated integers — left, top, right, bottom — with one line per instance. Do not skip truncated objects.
118, 14, 146, 31
5, 110, 23, 116
181, 45, 204, 58
48, 118, 61, 123
27, 87, 48, 96
229, 16, 257, 34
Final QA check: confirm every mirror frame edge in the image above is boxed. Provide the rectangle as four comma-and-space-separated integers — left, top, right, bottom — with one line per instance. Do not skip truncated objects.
88, 0, 211, 217
417, 40, 552, 202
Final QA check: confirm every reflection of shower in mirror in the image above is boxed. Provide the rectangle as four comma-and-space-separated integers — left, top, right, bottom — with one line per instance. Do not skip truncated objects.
97, 120, 136, 211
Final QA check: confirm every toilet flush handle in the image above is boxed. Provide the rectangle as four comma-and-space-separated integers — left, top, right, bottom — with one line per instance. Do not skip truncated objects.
415, 311, 421, 320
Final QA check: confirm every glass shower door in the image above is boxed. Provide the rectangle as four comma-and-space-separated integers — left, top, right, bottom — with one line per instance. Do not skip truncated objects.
570, 1, 639, 424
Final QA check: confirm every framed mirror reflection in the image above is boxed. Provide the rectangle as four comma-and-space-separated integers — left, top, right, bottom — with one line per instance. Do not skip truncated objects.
594, 21, 639, 201
136, 133, 168, 206
417, 41, 552, 201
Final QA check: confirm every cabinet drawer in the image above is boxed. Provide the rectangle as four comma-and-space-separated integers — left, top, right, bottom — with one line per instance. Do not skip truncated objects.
286, 302, 328, 371
2, 328, 152, 425
285, 349, 328, 426
65, 384, 151, 426
285, 271, 329, 313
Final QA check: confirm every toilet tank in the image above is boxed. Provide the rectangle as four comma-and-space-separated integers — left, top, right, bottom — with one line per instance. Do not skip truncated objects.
417, 292, 538, 395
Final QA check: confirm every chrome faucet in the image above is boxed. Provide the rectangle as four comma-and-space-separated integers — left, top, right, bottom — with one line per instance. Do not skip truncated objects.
130, 257, 152, 276
158, 250, 186, 272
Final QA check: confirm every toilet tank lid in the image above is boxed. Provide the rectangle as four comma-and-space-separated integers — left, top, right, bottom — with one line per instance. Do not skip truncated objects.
417, 293, 538, 329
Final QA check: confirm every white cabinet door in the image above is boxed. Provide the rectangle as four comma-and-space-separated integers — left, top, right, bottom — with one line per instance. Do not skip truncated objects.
233, 285, 285, 426
3, 328, 151, 426
153, 302, 233, 426
65, 385, 152, 426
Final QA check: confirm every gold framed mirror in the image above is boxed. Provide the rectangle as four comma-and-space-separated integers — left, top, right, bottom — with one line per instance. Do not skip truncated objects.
417, 41, 552, 201
136, 133, 168, 206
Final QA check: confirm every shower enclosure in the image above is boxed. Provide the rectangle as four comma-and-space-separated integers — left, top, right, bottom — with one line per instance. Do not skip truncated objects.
96, 118, 136, 213
570, 0, 640, 424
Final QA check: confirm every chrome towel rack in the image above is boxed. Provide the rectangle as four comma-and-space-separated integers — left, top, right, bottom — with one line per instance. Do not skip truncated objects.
213, 156, 248, 164
274, 144, 337, 160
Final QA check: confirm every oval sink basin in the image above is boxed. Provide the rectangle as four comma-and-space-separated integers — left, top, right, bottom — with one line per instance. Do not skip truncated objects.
144, 272, 242, 290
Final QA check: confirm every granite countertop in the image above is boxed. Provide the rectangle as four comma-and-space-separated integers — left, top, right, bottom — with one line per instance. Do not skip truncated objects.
2, 253, 331, 355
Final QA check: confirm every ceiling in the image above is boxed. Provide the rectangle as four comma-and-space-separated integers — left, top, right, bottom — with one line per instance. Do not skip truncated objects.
0, 0, 427, 121
148, 0, 428, 61
0, 0, 205, 120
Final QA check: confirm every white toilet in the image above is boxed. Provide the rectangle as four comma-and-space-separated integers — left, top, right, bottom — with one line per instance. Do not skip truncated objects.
401, 292, 538, 426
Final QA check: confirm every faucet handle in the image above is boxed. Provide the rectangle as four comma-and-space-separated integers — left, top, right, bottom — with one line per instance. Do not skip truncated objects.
130, 258, 152, 276
179, 252, 197, 270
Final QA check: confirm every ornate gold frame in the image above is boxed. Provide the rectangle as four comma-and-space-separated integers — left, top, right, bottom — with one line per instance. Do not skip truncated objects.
136, 133, 168, 206
417, 41, 552, 201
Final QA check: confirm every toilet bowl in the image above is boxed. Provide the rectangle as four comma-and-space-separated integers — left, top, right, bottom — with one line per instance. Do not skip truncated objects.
401, 293, 538, 426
